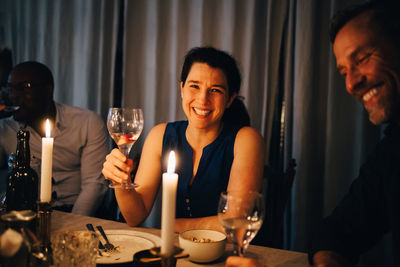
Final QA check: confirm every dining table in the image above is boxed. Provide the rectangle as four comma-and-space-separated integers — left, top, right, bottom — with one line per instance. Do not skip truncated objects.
51, 210, 310, 267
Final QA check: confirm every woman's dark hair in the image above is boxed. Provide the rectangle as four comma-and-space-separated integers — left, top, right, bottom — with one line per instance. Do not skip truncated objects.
180, 46, 250, 127
330, 0, 400, 45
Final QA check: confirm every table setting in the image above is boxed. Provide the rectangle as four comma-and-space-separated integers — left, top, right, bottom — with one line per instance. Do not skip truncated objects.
0, 110, 310, 267
49, 210, 310, 267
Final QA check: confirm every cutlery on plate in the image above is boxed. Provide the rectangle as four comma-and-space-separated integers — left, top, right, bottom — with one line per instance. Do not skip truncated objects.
96, 225, 115, 251
86, 223, 105, 252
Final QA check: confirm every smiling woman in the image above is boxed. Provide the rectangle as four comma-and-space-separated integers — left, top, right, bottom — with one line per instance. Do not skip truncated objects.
102, 46, 265, 233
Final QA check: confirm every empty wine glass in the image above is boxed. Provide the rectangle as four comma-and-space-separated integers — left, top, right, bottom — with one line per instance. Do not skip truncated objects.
217, 191, 264, 257
107, 108, 143, 189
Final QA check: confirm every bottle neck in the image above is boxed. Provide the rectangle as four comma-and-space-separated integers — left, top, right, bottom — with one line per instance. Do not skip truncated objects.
15, 134, 31, 167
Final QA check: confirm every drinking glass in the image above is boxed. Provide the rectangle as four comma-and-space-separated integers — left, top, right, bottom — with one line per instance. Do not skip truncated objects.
107, 108, 143, 189
217, 191, 264, 257
0, 87, 19, 116
51, 231, 98, 267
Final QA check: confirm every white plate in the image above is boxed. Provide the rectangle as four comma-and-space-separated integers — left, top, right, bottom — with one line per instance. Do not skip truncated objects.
95, 229, 161, 264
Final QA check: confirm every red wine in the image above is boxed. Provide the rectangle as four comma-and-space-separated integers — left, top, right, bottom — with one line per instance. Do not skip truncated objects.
110, 133, 138, 156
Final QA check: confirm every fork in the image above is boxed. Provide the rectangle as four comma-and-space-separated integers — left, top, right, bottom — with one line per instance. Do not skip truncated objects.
86, 223, 104, 255
96, 225, 115, 251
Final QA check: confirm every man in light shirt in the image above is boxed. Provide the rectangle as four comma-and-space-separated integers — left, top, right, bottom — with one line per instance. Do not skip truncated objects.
0, 61, 108, 216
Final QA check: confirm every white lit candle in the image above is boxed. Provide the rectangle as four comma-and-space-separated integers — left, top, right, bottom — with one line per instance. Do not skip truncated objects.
161, 151, 179, 256
40, 119, 53, 202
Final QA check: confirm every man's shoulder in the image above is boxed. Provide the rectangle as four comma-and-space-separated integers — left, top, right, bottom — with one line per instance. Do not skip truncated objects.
57, 103, 100, 117
55, 103, 106, 137
375, 124, 400, 150
0, 117, 19, 131
56, 103, 104, 125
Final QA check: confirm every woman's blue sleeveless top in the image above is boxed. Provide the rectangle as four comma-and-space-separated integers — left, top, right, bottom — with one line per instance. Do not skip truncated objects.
161, 120, 241, 218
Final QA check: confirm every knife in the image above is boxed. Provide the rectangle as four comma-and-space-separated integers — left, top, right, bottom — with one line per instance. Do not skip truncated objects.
86, 223, 105, 250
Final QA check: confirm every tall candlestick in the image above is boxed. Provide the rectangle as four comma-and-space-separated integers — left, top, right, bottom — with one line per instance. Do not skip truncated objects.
161, 151, 178, 256
40, 119, 53, 202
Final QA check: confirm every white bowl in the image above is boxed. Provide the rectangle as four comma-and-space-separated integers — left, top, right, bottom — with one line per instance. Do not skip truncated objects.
179, 229, 226, 263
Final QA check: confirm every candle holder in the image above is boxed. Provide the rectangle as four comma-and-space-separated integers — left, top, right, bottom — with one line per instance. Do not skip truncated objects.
133, 246, 186, 267
35, 201, 53, 266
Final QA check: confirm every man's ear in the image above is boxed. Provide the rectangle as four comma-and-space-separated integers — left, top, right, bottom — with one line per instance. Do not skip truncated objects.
227, 92, 237, 108
46, 85, 54, 100
180, 82, 184, 99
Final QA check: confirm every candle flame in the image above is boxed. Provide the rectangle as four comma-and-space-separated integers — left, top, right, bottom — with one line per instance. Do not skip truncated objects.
167, 151, 175, 173
45, 119, 51, 138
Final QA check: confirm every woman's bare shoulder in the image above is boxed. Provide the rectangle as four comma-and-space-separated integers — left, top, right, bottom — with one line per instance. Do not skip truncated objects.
236, 126, 264, 143
146, 123, 167, 139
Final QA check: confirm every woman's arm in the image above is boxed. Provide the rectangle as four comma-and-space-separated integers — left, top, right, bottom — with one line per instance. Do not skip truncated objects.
175, 126, 265, 233
102, 123, 166, 226
227, 126, 264, 193
175, 216, 223, 233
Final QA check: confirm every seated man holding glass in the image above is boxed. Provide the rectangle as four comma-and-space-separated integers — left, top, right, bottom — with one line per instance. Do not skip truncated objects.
0, 61, 108, 216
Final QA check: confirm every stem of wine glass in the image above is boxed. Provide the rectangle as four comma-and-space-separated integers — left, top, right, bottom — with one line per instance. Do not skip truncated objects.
120, 148, 132, 186
232, 242, 245, 257
120, 142, 140, 189
120, 147, 130, 157
108, 147, 136, 189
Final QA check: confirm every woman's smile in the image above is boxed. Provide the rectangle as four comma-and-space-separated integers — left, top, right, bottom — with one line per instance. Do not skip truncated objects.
193, 107, 211, 116
181, 62, 233, 131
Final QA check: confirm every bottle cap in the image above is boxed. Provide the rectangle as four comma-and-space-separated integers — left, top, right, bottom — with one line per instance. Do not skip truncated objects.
17, 129, 29, 139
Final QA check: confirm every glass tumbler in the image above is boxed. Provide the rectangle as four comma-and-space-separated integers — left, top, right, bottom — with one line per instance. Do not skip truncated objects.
51, 231, 98, 267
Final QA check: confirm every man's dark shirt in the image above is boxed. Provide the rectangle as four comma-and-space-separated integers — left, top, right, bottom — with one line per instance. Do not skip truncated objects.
309, 124, 400, 265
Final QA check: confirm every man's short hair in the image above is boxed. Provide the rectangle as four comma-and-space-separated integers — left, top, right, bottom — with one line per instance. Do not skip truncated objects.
12, 61, 54, 88
329, 0, 400, 44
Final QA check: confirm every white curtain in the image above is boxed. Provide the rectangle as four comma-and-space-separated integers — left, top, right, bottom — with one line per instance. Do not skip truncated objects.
0, 0, 120, 119
122, 0, 293, 228
123, 0, 292, 156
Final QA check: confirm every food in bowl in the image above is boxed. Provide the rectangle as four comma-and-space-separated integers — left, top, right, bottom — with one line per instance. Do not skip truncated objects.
190, 237, 215, 243
179, 229, 226, 263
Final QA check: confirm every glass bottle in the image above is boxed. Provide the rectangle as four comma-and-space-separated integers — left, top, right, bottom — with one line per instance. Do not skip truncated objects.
6, 130, 39, 211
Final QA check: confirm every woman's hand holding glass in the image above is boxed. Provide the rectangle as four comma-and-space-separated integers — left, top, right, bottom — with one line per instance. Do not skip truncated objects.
106, 108, 143, 189
102, 148, 135, 185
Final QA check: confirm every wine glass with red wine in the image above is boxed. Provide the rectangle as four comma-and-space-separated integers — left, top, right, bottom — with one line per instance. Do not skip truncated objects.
107, 108, 143, 189
0, 87, 20, 118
